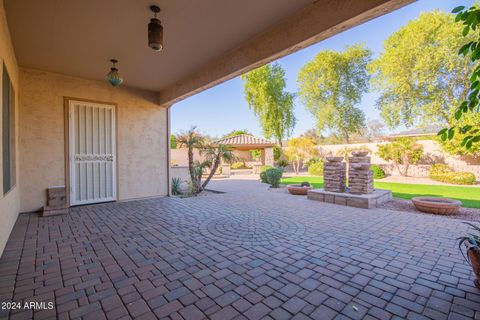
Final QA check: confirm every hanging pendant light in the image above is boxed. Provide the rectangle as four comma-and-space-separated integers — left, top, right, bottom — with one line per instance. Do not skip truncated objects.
105, 59, 123, 87
148, 5, 163, 51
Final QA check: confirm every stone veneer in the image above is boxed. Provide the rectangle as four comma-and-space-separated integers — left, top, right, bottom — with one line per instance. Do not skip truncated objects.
348, 153, 374, 195
323, 158, 346, 193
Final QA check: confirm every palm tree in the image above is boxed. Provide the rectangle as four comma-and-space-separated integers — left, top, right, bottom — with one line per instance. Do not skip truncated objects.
176, 127, 205, 183
200, 144, 235, 190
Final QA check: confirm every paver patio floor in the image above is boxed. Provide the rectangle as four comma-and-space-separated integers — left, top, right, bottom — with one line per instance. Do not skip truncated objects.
1, 178, 480, 319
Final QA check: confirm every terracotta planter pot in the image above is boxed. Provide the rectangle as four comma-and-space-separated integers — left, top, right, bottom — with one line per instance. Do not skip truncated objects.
411, 197, 461, 215
465, 242, 480, 288
287, 185, 312, 195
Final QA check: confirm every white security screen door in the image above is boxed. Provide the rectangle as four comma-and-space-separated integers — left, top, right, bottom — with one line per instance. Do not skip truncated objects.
69, 100, 116, 205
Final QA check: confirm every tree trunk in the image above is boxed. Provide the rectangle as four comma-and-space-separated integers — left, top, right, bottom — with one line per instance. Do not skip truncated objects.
395, 162, 407, 177
188, 146, 195, 182
344, 130, 350, 144
201, 156, 220, 190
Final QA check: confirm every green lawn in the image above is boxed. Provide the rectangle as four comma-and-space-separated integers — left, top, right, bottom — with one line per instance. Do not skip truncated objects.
281, 176, 480, 208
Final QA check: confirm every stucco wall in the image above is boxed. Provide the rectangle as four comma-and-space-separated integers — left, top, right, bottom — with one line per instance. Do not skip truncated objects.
18, 68, 168, 212
0, 3, 20, 256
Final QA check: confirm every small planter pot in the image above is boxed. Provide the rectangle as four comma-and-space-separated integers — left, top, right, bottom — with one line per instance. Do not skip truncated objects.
287, 185, 312, 195
464, 241, 480, 288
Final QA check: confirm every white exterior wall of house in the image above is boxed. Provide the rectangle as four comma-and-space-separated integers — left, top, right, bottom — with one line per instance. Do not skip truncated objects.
0, 2, 21, 255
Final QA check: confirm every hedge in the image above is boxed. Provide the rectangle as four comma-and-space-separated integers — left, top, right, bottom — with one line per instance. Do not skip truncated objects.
370, 164, 386, 179
429, 164, 476, 185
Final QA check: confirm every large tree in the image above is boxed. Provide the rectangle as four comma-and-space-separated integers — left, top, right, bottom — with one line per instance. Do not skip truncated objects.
283, 137, 318, 175
369, 11, 475, 129
241, 63, 295, 146
297, 44, 370, 143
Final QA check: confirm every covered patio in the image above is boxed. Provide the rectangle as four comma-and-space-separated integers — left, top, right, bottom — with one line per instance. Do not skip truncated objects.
0, 178, 478, 319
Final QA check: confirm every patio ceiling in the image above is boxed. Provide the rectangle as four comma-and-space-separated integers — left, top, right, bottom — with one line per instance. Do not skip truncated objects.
4, 0, 414, 106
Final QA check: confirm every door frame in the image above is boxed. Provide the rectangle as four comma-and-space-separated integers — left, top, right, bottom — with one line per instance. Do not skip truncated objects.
64, 97, 119, 206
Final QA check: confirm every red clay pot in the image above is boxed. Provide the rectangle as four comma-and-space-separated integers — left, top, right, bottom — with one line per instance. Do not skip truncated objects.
287, 185, 312, 195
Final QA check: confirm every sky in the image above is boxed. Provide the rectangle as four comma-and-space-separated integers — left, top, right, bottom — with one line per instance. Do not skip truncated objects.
171, 0, 474, 139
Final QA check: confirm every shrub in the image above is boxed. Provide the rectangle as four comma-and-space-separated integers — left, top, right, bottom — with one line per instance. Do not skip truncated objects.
259, 165, 273, 183
376, 138, 423, 176
260, 165, 273, 172
429, 164, 452, 180
231, 161, 246, 169
260, 171, 268, 183
171, 177, 182, 195
370, 164, 386, 179
276, 159, 289, 168
300, 182, 311, 187
273, 146, 282, 161
444, 172, 477, 185
265, 167, 283, 188
429, 164, 477, 185
308, 161, 324, 176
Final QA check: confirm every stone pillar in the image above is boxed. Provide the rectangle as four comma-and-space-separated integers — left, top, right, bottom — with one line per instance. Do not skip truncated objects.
348, 151, 374, 194
264, 147, 274, 166
323, 157, 346, 193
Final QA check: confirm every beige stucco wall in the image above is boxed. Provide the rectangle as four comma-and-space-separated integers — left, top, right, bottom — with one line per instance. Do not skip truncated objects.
18, 68, 168, 212
0, 3, 21, 256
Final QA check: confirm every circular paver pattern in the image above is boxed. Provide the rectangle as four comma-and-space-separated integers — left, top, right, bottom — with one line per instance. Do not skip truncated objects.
200, 212, 306, 245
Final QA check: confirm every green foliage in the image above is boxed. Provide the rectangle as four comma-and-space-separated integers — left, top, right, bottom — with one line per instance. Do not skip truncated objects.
200, 144, 235, 190
429, 164, 476, 185
171, 177, 182, 195
434, 172, 477, 185
265, 167, 283, 188
259, 165, 273, 183
440, 112, 480, 156
260, 165, 273, 172
260, 171, 268, 183
176, 127, 206, 192
170, 134, 177, 149
284, 137, 318, 174
273, 145, 282, 161
429, 164, 452, 180
376, 138, 424, 176
441, 5, 480, 150
298, 44, 370, 143
250, 149, 261, 161
370, 11, 474, 129
231, 161, 251, 169
224, 129, 251, 138
370, 164, 386, 179
457, 222, 480, 263
307, 161, 324, 176
276, 159, 290, 168
241, 63, 296, 144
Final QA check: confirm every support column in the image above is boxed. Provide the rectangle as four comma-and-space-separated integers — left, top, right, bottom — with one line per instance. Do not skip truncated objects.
166, 105, 172, 196
264, 147, 274, 166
